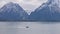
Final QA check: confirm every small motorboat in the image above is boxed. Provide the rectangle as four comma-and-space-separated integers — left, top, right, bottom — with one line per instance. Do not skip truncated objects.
26, 26, 29, 28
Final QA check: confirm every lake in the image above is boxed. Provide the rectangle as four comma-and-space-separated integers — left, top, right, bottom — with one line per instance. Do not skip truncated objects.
0, 22, 60, 34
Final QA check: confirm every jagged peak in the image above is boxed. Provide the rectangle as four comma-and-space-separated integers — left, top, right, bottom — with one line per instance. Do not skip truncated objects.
0, 2, 24, 10
47, 0, 60, 6
0, 2, 26, 13
35, 0, 60, 12
3, 2, 19, 7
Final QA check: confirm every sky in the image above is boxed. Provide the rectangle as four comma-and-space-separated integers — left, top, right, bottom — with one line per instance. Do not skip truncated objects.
0, 0, 48, 14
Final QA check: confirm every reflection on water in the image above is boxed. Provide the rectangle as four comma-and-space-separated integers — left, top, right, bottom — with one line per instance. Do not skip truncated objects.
0, 22, 60, 34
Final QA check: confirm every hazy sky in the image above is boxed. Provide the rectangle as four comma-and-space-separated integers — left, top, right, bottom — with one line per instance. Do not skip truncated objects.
0, 0, 48, 14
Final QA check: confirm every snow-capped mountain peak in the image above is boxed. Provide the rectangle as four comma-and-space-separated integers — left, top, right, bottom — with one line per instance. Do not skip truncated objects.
29, 0, 60, 21
47, 0, 60, 7
1, 2, 23, 10
35, 0, 60, 12
0, 2, 28, 21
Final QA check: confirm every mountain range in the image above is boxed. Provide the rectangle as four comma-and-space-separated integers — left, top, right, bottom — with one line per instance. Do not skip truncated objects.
0, 0, 60, 21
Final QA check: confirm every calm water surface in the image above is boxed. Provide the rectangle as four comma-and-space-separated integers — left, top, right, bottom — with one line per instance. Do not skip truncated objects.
0, 22, 60, 34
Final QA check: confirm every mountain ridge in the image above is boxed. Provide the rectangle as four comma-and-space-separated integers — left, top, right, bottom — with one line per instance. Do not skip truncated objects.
0, 2, 28, 21
29, 0, 60, 21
